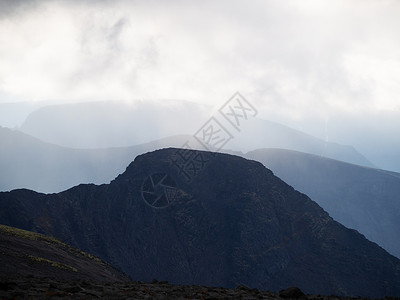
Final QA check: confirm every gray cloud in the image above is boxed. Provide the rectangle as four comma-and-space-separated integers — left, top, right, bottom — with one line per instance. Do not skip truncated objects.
1, 0, 399, 111
0, 0, 36, 16
0, 0, 400, 172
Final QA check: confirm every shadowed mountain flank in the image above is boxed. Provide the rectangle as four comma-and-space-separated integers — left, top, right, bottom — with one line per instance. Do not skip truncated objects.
246, 148, 400, 259
0, 148, 399, 297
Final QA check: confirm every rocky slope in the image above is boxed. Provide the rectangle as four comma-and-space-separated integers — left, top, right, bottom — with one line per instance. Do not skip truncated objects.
0, 148, 399, 297
246, 148, 400, 258
0, 224, 129, 281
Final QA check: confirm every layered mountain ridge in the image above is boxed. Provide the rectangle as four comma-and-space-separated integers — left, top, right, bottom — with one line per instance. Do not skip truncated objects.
246, 148, 400, 259
17, 101, 372, 167
0, 126, 203, 192
0, 148, 399, 297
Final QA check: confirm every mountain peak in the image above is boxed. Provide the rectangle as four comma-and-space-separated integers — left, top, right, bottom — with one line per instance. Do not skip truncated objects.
1, 148, 399, 297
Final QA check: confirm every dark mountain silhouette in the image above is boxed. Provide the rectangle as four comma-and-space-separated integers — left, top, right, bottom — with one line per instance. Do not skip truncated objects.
246, 148, 400, 259
0, 126, 202, 193
0, 148, 399, 297
18, 101, 372, 167
0, 224, 129, 281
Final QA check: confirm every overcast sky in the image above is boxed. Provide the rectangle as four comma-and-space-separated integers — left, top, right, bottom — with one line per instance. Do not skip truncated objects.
0, 0, 400, 173
1, 0, 399, 118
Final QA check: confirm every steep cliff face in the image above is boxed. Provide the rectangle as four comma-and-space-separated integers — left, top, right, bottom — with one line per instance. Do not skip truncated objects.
0, 148, 399, 297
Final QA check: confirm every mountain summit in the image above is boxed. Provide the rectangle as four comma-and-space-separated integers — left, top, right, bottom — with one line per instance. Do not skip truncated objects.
0, 148, 399, 297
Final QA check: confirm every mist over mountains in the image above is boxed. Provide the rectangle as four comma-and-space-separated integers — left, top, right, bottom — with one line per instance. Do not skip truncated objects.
0, 100, 375, 190
1, 0, 400, 297
20, 100, 210, 148
1, 100, 399, 298
18, 101, 373, 166
3, 99, 400, 172
0, 126, 203, 192
1, 148, 399, 297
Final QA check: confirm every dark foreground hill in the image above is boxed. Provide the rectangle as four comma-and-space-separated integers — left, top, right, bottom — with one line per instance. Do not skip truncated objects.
0, 278, 385, 300
246, 148, 400, 259
0, 148, 399, 297
0, 224, 129, 281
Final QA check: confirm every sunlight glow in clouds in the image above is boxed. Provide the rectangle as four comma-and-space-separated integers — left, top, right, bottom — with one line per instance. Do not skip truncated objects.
0, 0, 399, 118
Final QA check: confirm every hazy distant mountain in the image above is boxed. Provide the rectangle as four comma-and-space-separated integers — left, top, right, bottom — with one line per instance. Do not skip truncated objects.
0, 126, 202, 193
230, 118, 373, 167
0, 149, 399, 297
246, 148, 400, 258
310, 111, 400, 173
0, 224, 128, 281
0, 101, 51, 128
18, 101, 373, 168
19, 100, 211, 148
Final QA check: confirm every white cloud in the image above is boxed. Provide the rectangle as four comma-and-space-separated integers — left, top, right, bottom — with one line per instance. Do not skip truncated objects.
0, 0, 399, 118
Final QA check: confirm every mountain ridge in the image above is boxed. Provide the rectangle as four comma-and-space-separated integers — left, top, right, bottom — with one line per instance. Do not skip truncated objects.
0, 148, 399, 297
0, 126, 203, 192
246, 148, 400, 259
17, 100, 373, 167
0, 123, 373, 193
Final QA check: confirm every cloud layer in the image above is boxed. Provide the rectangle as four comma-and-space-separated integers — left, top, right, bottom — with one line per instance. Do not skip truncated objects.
1, 0, 400, 172
1, 0, 399, 117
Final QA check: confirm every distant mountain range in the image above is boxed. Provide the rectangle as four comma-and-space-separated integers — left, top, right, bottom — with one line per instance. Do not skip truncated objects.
1, 114, 373, 192
0, 126, 202, 193
19, 100, 211, 148
2, 126, 398, 261
229, 118, 373, 167
18, 101, 373, 167
0, 149, 399, 297
0, 102, 374, 192
246, 148, 400, 259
